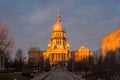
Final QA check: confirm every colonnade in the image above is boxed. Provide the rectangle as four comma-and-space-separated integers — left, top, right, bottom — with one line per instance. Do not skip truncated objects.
49, 53, 68, 67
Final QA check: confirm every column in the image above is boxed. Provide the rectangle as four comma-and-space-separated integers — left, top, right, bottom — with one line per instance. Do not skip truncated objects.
53, 53, 55, 67
62, 53, 63, 67
57, 53, 58, 67
56, 53, 57, 63
63, 53, 65, 67
60, 54, 61, 61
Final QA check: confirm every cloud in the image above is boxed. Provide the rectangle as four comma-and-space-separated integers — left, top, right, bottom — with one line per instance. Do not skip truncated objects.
21, 8, 51, 25
0, 0, 120, 56
63, 2, 120, 50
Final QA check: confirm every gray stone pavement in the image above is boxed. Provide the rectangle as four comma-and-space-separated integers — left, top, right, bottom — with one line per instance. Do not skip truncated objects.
45, 70, 86, 80
31, 69, 86, 80
30, 72, 50, 80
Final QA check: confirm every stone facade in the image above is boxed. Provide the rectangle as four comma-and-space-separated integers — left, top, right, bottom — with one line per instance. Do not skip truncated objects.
28, 47, 42, 65
102, 28, 120, 60
43, 9, 70, 67
28, 9, 93, 68
74, 46, 92, 62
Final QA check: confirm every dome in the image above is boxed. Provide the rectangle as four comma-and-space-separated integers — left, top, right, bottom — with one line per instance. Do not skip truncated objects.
52, 21, 65, 32
52, 9, 65, 32
78, 46, 89, 52
48, 43, 51, 47
66, 43, 70, 48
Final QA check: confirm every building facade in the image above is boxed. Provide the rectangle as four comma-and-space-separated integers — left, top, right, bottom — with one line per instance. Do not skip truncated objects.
102, 28, 120, 60
74, 46, 92, 62
28, 9, 93, 68
43, 9, 70, 68
28, 47, 42, 66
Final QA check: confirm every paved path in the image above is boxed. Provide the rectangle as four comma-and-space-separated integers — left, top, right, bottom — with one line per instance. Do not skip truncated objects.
44, 70, 85, 80
31, 70, 86, 80
30, 72, 50, 80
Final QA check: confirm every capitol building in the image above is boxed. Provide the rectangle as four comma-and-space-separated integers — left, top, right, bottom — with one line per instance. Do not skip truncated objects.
43, 9, 70, 67
28, 9, 92, 68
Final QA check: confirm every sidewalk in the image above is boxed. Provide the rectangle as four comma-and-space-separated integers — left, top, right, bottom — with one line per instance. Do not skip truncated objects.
68, 71, 86, 80
30, 72, 50, 80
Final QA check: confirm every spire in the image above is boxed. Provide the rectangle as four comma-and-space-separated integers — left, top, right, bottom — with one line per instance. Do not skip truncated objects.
57, 8, 60, 17
57, 8, 61, 22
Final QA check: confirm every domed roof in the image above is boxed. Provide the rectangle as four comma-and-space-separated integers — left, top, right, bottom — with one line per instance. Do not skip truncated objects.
66, 43, 70, 47
52, 21, 65, 32
52, 9, 65, 32
48, 43, 51, 47
78, 46, 89, 52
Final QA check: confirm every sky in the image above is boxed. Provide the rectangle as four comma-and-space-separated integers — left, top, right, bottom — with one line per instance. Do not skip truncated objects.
0, 0, 120, 57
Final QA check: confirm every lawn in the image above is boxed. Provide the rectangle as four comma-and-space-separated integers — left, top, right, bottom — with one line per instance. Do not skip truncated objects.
83, 75, 97, 80
0, 73, 30, 80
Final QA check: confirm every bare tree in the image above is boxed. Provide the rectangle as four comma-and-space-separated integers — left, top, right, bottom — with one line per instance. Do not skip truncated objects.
0, 24, 14, 71
0, 24, 14, 54
44, 58, 51, 71
93, 50, 120, 80
14, 49, 24, 71
67, 58, 75, 71
93, 49, 102, 64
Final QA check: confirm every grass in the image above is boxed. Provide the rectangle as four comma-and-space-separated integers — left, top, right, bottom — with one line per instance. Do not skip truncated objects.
0, 73, 30, 80
83, 75, 97, 80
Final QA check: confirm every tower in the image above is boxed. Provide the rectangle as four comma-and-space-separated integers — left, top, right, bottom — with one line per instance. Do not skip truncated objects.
49, 9, 69, 50
44, 9, 70, 68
